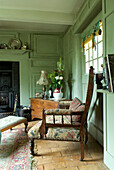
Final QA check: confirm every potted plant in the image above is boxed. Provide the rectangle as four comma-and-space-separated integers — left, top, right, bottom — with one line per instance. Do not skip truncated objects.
48, 58, 64, 100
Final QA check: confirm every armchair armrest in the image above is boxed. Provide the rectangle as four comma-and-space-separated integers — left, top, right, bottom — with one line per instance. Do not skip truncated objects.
59, 100, 72, 105
45, 109, 72, 115
44, 109, 84, 116
59, 101, 72, 109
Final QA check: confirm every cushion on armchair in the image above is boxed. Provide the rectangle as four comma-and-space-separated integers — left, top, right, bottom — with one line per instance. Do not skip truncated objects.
46, 127, 80, 141
72, 104, 85, 122
64, 97, 85, 123
69, 97, 82, 111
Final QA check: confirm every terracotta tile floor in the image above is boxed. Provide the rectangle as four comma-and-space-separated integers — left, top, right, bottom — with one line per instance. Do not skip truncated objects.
16, 121, 109, 170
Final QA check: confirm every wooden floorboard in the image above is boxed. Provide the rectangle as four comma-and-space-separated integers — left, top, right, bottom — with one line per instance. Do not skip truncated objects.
14, 120, 109, 170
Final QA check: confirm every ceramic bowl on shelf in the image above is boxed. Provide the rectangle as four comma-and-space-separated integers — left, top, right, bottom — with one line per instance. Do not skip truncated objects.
8, 38, 22, 49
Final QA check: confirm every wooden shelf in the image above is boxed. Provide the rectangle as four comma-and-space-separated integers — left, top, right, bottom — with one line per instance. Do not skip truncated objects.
97, 89, 114, 94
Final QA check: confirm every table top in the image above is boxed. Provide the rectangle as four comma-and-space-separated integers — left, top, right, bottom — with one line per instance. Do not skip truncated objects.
30, 97, 66, 101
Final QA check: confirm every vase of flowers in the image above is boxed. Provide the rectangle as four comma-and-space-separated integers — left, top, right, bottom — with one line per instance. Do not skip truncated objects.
53, 87, 63, 100
48, 58, 64, 100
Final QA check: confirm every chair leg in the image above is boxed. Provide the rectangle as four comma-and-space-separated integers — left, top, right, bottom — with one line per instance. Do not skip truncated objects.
29, 138, 35, 155
85, 127, 88, 144
24, 122, 28, 133
80, 133, 84, 161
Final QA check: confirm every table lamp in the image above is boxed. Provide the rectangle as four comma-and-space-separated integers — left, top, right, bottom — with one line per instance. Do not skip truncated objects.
36, 70, 49, 99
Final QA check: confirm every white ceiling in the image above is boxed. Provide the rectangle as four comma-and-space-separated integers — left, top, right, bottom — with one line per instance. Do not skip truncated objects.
0, 0, 85, 32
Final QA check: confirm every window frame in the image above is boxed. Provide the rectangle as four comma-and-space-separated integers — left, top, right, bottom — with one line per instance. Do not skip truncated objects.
84, 25, 103, 74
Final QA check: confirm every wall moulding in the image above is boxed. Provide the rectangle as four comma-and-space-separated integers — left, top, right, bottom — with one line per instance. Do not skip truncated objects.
73, 0, 102, 34
32, 34, 60, 57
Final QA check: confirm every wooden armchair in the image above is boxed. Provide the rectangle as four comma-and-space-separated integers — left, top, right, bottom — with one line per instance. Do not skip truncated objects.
28, 66, 94, 161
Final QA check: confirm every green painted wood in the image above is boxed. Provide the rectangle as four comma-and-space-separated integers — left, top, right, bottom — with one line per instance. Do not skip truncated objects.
32, 34, 61, 57
0, 31, 62, 105
73, 0, 102, 33
63, 0, 103, 148
102, 0, 114, 169
0, 9, 73, 25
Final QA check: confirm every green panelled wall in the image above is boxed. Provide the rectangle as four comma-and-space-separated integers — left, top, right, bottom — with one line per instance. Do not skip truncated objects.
30, 33, 62, 98
0, 3, 114, 168
0, 31, 62, 105
102, 0, 114, 169
64, 1, 114, 169
63, 0, 103, 145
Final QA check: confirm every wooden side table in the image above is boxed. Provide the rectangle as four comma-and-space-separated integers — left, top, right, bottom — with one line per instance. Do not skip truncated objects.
29, 98, 59, 120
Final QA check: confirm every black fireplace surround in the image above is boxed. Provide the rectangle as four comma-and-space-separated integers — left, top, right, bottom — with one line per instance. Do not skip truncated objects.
0, 62, 20, 113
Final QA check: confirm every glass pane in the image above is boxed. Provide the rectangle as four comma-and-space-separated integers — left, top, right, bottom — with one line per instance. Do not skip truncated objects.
93, 45, 97, 59
89, 40, 92, 48
94, 59, 97, 73
98, 33, 102, 42
89, 48, 92, 60
95, 36, 97, 43
85, 43, 88, 50
85, 50, 89, 62
98, 58, 103, 72
90, 61, 92, 67
98, 42, 103, 57
86, 62, 89, 74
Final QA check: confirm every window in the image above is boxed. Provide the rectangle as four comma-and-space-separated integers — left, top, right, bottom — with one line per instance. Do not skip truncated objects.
84, 24, 103, 74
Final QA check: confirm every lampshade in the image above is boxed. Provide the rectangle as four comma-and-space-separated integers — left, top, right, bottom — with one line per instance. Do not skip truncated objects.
36, 70, 49, 85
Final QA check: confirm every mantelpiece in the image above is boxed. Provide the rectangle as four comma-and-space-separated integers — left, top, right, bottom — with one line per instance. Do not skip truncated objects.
0, 49, 31, 55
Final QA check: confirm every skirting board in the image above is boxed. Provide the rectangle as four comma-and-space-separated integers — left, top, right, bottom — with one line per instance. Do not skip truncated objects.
88, 121, 103, 146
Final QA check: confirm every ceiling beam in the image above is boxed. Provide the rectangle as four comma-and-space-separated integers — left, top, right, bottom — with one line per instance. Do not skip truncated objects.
0, 9, 74, 25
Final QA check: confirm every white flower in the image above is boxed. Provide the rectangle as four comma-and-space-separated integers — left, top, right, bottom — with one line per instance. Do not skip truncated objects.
55, 76, 59, 80
60, 76, 63, 80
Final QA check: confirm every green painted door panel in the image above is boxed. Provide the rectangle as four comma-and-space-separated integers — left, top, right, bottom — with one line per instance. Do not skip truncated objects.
106, 12, 114, 54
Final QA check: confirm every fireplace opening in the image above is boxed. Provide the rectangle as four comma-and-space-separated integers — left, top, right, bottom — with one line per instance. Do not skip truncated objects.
0, 62, 20, 113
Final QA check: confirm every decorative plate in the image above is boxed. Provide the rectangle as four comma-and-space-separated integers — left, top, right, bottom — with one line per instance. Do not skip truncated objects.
8, 38, 22, 49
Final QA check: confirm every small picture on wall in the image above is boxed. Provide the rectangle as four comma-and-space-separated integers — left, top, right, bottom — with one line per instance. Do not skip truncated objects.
105, 54, 114, 92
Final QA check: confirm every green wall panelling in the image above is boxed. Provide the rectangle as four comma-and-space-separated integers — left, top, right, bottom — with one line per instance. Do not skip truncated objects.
0, 32, 18, 46
30, 57, 60, 98
63, 31, 82, 100
31, 58, 58, 68
102, 0, 114, 169
105, 0, 114, 15
107, 94, 114, 158
63, 0, 102, 146
0, 31, 62, 102
29, 33, 62, 97
105, 12, 114, 54
19, 32, 31, 50
73, 0, 102, 33
31, 34, 61, 57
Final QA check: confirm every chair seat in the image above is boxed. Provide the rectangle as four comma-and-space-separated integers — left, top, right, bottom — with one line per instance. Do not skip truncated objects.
28, 115, 80, 141
0, 116, 27, 130
45, 127, 80, 141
